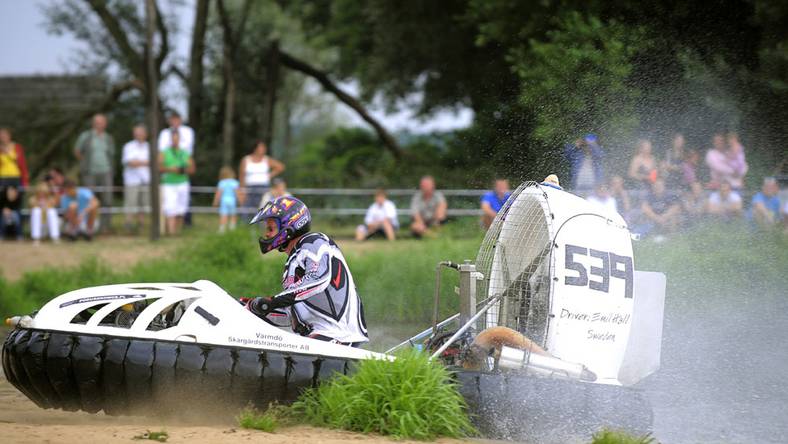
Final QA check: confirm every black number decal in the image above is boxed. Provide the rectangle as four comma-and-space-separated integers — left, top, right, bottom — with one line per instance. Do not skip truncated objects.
610, 253, 634, 299
588, 249, 610, 292
564, 245, 588, 287
564, 244, 632, 298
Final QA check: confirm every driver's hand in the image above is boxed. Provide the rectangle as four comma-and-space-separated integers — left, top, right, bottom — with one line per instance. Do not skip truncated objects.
245, 296, 274, 318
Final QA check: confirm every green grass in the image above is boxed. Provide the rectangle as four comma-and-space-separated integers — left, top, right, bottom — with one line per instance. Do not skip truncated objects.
236, 403, 295, 432
0, 223, 481, 326
293, 349, 477, 440
590, 429, 656, 444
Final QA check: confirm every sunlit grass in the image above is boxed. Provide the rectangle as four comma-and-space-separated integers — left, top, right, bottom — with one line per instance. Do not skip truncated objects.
294, 349, 477, 440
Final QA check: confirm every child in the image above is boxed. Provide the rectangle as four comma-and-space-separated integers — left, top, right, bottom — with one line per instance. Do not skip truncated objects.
212, 166, 240, 233
0, 185, 22, 240
29, 182, 61, 244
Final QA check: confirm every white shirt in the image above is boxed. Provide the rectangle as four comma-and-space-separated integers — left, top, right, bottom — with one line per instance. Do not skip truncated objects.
708, 191, 741, 206
121, 140, 150, 186
364, 199, 398, 227
158, 125, 195, 155
587, 195, 618, 216
244, 156, 271, 186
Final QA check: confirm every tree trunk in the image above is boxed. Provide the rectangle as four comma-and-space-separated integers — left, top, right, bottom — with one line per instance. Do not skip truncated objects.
145, 0, 161, 240
261, 40, 279, 149
221, 53, 237, 167
187, 0, 209, 133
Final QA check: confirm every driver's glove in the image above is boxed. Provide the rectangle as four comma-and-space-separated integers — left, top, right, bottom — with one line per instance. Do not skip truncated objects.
245, 296, 274, 319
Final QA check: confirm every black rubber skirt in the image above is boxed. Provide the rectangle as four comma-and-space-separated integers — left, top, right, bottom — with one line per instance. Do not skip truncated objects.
2, 328, 349, 415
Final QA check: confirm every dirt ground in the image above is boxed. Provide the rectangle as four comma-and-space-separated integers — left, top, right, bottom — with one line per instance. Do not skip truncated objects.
0, 374, 472, 444
0, 236, 179, 281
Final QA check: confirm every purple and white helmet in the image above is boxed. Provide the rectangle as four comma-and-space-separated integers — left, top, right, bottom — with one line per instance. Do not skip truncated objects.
249, 196, 311, 254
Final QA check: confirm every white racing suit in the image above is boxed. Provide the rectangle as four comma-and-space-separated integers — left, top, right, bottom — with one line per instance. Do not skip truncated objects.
264, 232, 369, 345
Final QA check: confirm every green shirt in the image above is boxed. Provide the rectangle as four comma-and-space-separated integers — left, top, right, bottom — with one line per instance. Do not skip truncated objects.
161, 147, 190, 184
75, 130, 115, 175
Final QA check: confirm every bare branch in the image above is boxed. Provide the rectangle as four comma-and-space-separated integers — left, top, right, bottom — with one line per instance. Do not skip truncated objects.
34, 80, 142, 171
154, 0, 169, 72
85, 0, 144, 77
278, 50, 403, 159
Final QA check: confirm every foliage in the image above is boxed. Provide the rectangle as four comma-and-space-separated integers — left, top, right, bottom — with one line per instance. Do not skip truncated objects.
294, 349, 477, 440
590, 428, 655, 444
511, 12, 645, 147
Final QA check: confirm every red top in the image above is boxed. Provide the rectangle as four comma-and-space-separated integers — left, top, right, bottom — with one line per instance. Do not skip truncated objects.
1, 143, 29, 186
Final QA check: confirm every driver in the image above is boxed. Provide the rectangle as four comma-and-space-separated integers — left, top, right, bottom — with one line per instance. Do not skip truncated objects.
245, 196, 369, 347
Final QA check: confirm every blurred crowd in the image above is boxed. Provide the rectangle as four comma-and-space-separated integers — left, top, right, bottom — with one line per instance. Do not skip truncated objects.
566, 132, 786, 240
1, 112, 786, 244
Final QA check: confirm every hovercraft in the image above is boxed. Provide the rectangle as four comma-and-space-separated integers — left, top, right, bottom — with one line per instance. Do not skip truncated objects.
3, 180, 666, 440
2, 279, 385, 415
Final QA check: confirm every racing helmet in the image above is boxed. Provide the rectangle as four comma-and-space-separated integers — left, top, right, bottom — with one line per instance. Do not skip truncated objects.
249, 196, 311, 254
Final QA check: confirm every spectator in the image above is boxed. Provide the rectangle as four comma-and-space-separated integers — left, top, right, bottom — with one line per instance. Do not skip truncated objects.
410, 175, 447, 238
609, 175, 631, 216
60, 178, 100, 241
750, 177, 781, 229
639, 178, 681, 236
0, 127, 30, 190
564, 134, 604, 193
74, 113, 115, 230
29, 182, 60, 245
158, 111, 195, 226
628, 139, 658, 189
682, 181, 706, 221
681, 149, 700, 187
158, 132, 195, 235
480, 178, 511, 228
706, 181, 743, 219
662, 133, 686, 188
157, 111, 195, 155
239, 141, 285, 213
212, 166, 241, 233
0, 184, 22, 240
783, 201, 788, 235
260, 177, 291, 207
121, 124, 150, 232
44, 166, 65, 197
356, 188, 398, 241
586, 182, 618, 216
705, 132, 747, 190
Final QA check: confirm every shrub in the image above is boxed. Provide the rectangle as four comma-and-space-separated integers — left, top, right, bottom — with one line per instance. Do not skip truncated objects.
236, 403, 295, 433
294, 349, 476, 440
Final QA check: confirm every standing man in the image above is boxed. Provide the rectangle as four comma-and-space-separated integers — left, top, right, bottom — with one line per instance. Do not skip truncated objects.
410, 175, 448, 238
158, 111, 195, 225
157, 111, 195, 155
480, 178, 511, 229
74, 114, 115, 231
121, 124, 150, 233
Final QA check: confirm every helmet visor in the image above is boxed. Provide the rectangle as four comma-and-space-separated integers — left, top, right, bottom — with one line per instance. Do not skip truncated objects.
259, 218, 281, 241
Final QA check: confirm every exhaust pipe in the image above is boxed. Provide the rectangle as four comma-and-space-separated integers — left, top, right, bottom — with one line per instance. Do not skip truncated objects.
498, 345, 597, 382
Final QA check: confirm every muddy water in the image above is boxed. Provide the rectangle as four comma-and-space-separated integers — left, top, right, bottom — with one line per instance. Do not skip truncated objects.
644, 288, 788, 443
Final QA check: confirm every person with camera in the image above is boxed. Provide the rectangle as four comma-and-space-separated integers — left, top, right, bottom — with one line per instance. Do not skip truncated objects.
158, 131, 194, 235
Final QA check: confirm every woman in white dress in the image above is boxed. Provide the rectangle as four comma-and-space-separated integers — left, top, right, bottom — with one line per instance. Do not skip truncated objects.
238, 141, 285, 214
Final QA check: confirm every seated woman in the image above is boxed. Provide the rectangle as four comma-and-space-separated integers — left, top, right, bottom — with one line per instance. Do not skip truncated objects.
628, 139, 659, 189
29, 182, 61, 244
356, 188, 398, 241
